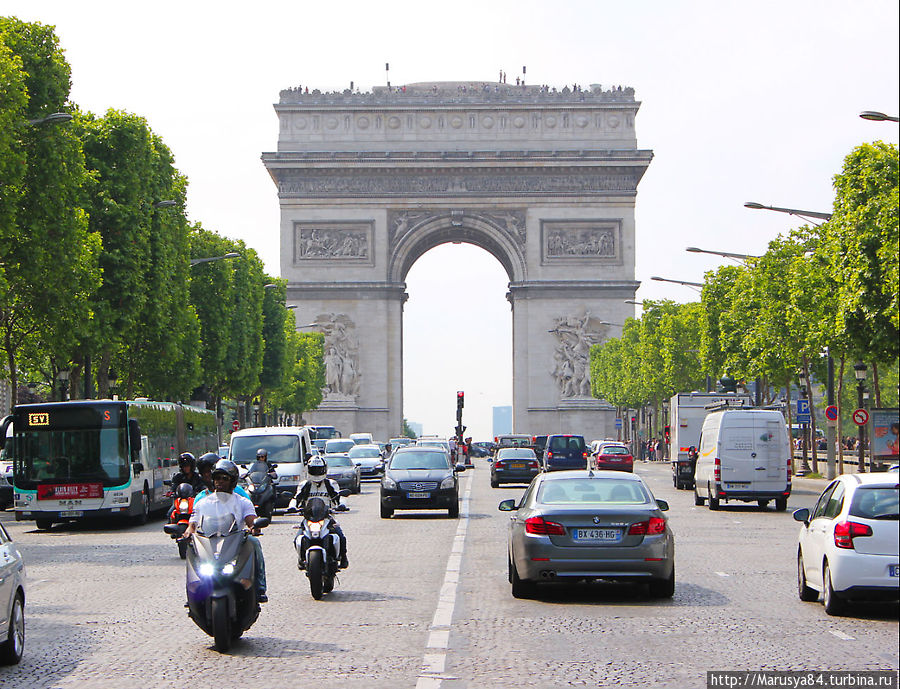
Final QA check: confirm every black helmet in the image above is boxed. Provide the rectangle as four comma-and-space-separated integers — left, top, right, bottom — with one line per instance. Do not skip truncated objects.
178, 452, 196, 470
256, 448, 268, 459
175, 483, 195, 498
212, 459, 239, 489
197, 452, 219, 473
307, 456, 327, 479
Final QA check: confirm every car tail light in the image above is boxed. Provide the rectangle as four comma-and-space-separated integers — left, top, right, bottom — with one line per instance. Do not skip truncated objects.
833, 521, 872, 549
546, 451, 554, 459
582, 452, 588, 459
787, 455, 792, 481
628, 517, 666, 535
529, 461, 539, 469
714, 456, 721, 482
525, 516, 566, 536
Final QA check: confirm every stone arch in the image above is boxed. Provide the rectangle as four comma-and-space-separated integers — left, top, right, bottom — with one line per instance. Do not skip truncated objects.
388, 211, 527, 284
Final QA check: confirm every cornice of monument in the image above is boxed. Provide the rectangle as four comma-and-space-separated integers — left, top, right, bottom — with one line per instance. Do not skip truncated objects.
277, 82, 638, 108
262, 149, 653, 165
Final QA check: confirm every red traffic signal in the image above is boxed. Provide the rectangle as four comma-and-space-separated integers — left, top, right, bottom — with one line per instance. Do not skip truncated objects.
456, 391, 464, 408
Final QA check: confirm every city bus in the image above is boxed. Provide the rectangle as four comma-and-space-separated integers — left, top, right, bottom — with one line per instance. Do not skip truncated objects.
0, 400, 218, 529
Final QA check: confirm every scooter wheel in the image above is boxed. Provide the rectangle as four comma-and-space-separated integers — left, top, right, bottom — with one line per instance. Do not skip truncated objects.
308, 550, 324, 600
178, 540, 188, 559
211, 598, 232, 652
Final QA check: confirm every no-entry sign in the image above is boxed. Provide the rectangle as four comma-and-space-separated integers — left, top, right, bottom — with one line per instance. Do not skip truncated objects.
852, 408, 869, 426
231, 419, 240, 432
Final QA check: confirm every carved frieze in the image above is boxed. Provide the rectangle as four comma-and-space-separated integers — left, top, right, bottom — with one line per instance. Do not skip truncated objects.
277, 169, 641, 198
387, 209, 526, 251
293, 222, 373, 264
541, 220, 622, 264
310, 313, 360, 401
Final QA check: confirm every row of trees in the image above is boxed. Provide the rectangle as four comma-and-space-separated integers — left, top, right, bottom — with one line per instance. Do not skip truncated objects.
590, 140, 899, 463
0, 17, 324, 422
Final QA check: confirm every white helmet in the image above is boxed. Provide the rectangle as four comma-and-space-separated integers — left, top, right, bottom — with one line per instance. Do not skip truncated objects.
308, 456, 327, 479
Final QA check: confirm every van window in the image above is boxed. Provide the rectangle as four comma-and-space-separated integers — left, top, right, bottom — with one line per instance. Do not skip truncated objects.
231, 435, 300, 464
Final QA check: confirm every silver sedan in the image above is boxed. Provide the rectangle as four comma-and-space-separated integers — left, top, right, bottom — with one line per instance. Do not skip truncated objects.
499, 470, 674, 599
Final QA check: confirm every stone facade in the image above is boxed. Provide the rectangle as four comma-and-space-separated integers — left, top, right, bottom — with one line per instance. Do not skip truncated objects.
263, 81, 652, 441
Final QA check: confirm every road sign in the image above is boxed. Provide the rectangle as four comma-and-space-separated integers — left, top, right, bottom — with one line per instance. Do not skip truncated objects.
231, 420, 240, 432
824, 405, 838, 421
796, 398, 811, 424
614, 418, 622, 429
852, 408, 869, 426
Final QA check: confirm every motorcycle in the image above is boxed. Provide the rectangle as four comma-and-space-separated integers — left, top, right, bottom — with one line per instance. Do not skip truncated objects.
242, 460, 277, 519
165, 483, 196, 559
290, 491, 349, 600
165, 513, 270, 652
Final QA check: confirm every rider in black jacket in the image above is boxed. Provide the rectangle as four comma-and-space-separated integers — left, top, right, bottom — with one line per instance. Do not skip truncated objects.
170, 453, 206, 495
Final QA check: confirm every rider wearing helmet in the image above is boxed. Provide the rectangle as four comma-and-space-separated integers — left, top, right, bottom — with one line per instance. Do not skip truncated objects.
288, 456, 349, 569
194, 452, 251, 501
171, 452, 205, 494
253, 448, 279, 482
182, 459, 269, 602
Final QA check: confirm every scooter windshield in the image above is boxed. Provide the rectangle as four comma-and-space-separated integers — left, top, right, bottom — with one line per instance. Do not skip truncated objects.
196, 494, 241, 537
304, 496, 329, 522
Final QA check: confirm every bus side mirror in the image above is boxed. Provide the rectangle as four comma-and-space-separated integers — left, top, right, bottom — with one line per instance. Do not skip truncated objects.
128, 419, 142, 460
0, 415, 11, 450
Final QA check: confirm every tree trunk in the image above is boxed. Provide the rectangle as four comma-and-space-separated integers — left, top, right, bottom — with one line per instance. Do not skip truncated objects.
837, 356, 845, 474
786, 383, 794, 475
872, 361, 882, 408
803, 356, 819, 473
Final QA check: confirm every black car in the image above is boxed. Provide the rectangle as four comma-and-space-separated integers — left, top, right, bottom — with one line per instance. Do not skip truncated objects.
490, 448, 540, 487
380, 447, 466, 518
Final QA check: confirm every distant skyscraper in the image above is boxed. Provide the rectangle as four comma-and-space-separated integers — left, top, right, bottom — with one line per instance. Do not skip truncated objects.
493, 406, 512, 437
408, 421, 424, 438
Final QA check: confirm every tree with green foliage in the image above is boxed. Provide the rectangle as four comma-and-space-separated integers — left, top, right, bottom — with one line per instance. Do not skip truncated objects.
270, 330, 324, 418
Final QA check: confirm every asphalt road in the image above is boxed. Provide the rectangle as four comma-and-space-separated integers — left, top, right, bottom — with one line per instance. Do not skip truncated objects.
0, 462, 896, 689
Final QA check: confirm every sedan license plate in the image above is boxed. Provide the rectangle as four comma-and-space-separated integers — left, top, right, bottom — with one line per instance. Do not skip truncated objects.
407, 492, 430, 499
890, 565, 900, 577
574, 528, 621, 543
509, 463, 526, 469
725, 482, 750, 490
59, 510, 83, 518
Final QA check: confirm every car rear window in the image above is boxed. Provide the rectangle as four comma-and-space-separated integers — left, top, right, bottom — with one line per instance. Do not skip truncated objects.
326, 456, 353, 467
497, 449, 536, 460
549, 436, 586, 452
538, 479, 649, 504
348, 446, 381, 458
325, 439, 355, 454
601, 446, 629, 455
850, 485, 899, 520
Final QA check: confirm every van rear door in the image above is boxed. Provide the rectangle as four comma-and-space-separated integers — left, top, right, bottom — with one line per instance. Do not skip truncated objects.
757, 418, 787, 486
720, 420, 757, 486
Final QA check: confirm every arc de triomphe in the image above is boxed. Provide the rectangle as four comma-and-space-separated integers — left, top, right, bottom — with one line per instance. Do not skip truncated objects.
262, 81, 652, 441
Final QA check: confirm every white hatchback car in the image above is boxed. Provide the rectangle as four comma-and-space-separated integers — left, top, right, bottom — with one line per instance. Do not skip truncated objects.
793, 472, 899, 615
0, 522, 25, 664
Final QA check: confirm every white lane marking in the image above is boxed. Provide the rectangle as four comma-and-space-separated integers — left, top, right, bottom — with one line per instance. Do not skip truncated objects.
416, 473, 472, 689
714, 571, 730, 577
829, 630, 855, 641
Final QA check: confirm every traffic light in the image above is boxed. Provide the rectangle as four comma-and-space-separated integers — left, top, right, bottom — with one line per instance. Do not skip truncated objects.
456, 391, 464, 409
664, 426, 671, 444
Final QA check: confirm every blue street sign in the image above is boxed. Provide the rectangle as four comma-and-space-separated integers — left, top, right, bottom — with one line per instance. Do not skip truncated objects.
796, 399, 811, 424
614, 418, 622, 429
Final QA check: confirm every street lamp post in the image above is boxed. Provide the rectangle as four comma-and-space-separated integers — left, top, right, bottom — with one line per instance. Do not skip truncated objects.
797, 370, 811, 476
686, 246, 760, 264
859, 111, 899, 123
190, 252, 240, 267
252, 399, 260, 427
661, 399, 669, 461
650, 276, 703, 290
25, 112, 73, 126
853, 362, 867, 473
57, 368, 70, 401
743, 201, 832, 227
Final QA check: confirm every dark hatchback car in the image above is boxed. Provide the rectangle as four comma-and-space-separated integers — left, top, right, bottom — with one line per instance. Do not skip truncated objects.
543, 434, 589, 472
491, 448, 541, 487
380, 447, 466, 518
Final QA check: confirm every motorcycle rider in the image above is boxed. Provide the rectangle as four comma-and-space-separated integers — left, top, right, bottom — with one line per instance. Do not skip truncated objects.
193, 452, 251, 501
182, 459, 269, 603
287, 456, 348, 569
170, 453, 206, 495
253, 448, 279, 482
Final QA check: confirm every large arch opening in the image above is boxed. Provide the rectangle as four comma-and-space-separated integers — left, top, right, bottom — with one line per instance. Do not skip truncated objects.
403, 242, 511, 440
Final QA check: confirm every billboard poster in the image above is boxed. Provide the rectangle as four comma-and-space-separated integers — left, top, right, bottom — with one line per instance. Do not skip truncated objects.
870, 408, 900, 458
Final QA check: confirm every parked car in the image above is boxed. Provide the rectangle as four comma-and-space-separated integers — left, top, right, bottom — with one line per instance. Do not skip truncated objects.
592, 443, 634, 472
0, 521, 25, 664
542, 434, 589, 472
381, 446, 466, 518
491, 448, 540, 487
348, 444, 385, 479
793, 472, 899, 615
325, 454, 361, 494
499, 470, 674, 599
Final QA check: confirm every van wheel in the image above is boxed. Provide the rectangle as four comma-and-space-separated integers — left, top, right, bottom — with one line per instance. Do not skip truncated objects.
708, 485, 720, 511
35, 518, 53, 530
774, 497, 788, 512
693, 488, 704, 506
757, 499, 769, 510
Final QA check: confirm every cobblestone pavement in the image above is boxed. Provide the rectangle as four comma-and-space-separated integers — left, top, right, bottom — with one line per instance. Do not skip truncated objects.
0, 464, 896, 689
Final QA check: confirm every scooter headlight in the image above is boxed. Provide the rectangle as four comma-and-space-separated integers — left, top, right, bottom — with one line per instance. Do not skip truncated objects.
246, 484, 255, 492
222, 562, 236, 575
198, 563, 215, 577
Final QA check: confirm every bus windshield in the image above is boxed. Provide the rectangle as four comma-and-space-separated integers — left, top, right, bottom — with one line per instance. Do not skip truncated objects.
309, 426, 339, 441
13, 405, 130, 489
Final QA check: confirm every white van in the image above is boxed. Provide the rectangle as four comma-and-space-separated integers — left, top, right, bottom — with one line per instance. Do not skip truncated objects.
349, 432, 374, 446
693, 409, 791, 511
228, 426, 313, 507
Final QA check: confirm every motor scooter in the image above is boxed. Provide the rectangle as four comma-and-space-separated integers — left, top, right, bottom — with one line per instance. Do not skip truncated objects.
242, 460, 277, 519
165, 483, 195, 559
289, 492, 349, 600
165, 513, 270, 651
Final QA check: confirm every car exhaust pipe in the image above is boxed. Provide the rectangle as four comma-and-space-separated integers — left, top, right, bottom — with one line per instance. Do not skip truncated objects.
540, 570, 557, 579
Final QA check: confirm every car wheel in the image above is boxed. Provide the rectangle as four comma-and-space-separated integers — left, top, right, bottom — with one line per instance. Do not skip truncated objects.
694, 488, 704, 506
757, 499, 769, 510
648, 567, 675, 599
490, 477, 499, 488
510, 558, 536, 599
448, 501, 459, 518
774, 497, 788, 512
672, 475, 678, 488
0, 593, 24, 665
823, 562, 846, 616
352, 481, 361, 495
797, 551, 818, 602
708, 484, 720, 511
380, 503, 393, 519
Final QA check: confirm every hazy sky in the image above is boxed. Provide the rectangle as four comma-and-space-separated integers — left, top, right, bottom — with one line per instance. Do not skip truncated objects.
5, 1, 898, 439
